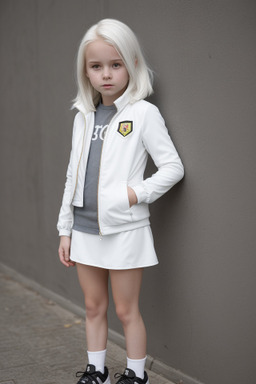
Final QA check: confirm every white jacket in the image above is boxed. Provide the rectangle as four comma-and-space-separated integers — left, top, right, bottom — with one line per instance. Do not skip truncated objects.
57, 92, 184, 237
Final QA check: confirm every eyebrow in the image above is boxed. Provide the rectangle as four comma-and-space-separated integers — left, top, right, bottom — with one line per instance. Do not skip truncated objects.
87, 58, 123, 63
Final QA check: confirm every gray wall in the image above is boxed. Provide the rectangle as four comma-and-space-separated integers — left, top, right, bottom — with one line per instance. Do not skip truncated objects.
1, 1, 256, 383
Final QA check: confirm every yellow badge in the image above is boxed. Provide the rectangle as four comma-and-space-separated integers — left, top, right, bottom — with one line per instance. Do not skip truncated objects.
118, 121, 133, 137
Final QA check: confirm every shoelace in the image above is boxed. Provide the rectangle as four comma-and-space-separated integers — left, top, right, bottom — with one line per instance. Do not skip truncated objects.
76, 371, 86, 377
114, 372, 134, 383
76, 370, 97, 384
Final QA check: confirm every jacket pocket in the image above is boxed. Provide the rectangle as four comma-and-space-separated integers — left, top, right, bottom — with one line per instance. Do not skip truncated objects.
100, 181, 133, 226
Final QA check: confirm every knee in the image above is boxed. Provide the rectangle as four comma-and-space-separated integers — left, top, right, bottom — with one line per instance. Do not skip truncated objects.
115, 304, 136, 326
85, 298, 108, 320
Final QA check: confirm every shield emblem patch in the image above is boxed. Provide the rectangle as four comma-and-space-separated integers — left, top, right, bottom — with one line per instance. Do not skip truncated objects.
117, 121, 133, 137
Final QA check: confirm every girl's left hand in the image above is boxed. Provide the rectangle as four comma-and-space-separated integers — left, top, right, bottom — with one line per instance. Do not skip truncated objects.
127, 186, 138, 207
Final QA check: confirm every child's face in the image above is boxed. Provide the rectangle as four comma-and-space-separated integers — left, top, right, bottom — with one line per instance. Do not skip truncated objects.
85, 39, 129, 106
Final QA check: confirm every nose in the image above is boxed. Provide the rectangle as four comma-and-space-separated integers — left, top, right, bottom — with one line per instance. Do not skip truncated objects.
102, 66, 111, 80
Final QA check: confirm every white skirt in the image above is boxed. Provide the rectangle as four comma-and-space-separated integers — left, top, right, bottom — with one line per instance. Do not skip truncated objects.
70, 225, 158, 270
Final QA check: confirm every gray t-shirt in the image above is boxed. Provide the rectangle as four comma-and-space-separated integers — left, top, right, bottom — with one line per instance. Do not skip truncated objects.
73, 103, 116, 234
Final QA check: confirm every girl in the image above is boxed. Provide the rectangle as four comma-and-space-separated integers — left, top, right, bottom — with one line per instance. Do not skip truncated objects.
57, 19, 184, 384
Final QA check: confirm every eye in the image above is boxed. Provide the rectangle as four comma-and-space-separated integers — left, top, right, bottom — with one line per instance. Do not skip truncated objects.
91, 64, 100, 70
113, 63, 121, 68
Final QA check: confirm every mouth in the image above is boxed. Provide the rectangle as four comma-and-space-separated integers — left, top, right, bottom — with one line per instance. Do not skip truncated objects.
102, 84, 113, 89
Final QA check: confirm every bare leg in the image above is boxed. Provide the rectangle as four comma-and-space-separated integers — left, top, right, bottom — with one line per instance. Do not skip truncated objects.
110, 268, 146, 359
76, 264, 109, 351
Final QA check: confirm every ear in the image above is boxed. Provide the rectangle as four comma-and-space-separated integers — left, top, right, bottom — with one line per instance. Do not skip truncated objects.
85, 66, 90, 78
84, 53, 89, 78
135, 58, 138, 67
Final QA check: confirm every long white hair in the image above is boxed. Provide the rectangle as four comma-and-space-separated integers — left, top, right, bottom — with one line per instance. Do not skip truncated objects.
73, 19, 153, 112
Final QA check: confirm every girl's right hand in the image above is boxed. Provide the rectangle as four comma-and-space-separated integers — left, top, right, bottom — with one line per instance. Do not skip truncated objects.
127, 186, 138, 207
58, 236, 76, 267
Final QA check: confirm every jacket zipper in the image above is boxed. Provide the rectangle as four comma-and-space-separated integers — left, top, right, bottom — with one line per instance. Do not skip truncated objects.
97, 146, 103, 238
71, 114, 86, 202
97, 114, 116, 237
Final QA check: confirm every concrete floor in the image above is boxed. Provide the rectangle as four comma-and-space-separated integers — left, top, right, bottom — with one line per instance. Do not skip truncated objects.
0, 264, 174, 384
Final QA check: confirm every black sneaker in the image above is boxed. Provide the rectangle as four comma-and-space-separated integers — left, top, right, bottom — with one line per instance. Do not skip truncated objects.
76, 364, 111, 384
114, 368, 149, 384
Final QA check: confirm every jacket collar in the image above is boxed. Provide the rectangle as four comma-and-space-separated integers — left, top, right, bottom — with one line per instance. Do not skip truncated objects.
113, 89, 131, 112
79, 89, 131, 117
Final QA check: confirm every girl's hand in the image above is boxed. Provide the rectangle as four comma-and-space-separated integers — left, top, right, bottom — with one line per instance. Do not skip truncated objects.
127, 186, 138, 207
58, 236, 76, 267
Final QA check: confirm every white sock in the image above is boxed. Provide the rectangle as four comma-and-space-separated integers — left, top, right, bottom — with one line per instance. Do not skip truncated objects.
127, 356, 147, 379
87, 349, 106, 374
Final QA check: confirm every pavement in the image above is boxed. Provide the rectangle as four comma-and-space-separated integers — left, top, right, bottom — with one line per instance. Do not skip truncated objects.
0, 263, 175, 384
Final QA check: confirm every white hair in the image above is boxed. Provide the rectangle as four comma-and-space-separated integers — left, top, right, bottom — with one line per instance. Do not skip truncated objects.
73, 19, 154, 112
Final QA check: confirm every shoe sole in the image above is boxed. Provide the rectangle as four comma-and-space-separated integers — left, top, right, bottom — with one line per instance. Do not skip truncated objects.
105, 376, 149, 384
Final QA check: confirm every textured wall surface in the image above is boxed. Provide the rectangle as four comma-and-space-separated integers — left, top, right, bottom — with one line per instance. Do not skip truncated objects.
1, 1, 256, 384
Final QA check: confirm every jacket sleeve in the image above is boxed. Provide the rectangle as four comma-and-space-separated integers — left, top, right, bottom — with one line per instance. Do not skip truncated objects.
56, 150, 74, 237
132, 104, 184, 204
56, 115, 79, 237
